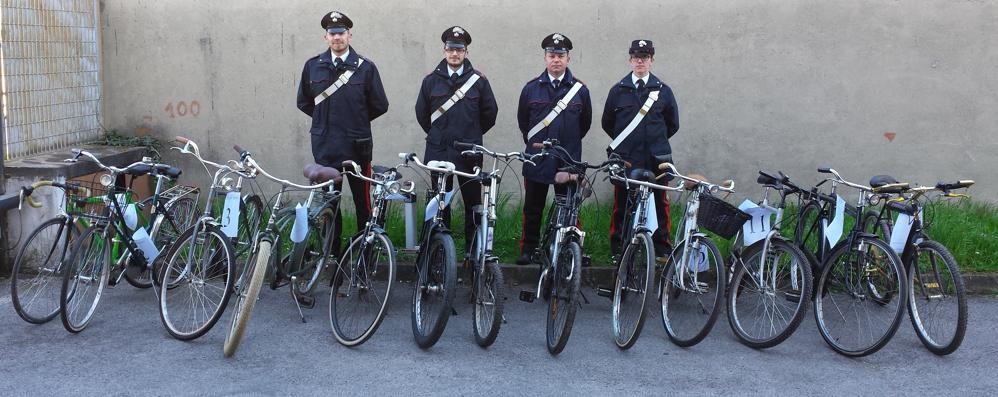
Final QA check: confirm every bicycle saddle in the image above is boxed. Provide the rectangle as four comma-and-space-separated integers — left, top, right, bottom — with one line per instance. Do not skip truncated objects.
154, 164, 182, 179
125, 163, 153, 177
554, 171, 579, 185
371, 165, 401, 181
869, 175, 899, 188
303, 163, 342, 184
628, 168, 656, 183
426, 160, 456, 172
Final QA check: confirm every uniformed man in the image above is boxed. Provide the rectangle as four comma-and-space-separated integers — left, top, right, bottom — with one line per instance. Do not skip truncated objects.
296, 11, 389, 257
516, 33, 592, 266
415, 26, 499, 257
601, 39, 679, 260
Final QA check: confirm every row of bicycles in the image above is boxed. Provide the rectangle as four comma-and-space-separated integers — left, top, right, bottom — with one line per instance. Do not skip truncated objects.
8, 136, 973, 358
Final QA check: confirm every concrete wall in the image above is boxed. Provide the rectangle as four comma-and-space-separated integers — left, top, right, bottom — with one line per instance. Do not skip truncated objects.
98, 0, 998, 204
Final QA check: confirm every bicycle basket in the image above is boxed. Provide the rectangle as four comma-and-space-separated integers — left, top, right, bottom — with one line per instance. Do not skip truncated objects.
65, 178, 126, 221
697, 193, 750, 239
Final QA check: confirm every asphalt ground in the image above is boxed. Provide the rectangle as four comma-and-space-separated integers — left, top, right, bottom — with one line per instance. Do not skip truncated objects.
2, 278, 997, 396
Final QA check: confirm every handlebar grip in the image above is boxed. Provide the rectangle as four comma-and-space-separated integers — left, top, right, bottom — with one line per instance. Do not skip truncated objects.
453, 141, 474, 150
657, 162, 675, 171
233, 144, 245, 154
531, 143, 545, 149
175, 136, 190, 144
817, 167, 832, 174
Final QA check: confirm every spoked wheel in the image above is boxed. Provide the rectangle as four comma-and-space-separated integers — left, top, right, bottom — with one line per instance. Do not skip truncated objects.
287, 208, 335, 296
908, 240, 967, 355
125, 196, 198, 289
473, 259, 505, 348
814, 236, 907, 357
611, 232, 654, 350
60, 226, 111, 333
659, 235, 724, 347
411, 232, 456, 349
794, 201, 825, 271
158, 223, 235, 341
329, 231, 396, 347
727, 238, 812, 348
223, 238, 270, 357
546, 240, 582, 355
11, 217, 78, 324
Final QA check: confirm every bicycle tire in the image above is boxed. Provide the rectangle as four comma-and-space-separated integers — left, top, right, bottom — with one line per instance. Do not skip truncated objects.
908, 239, 967, 355
660, 235, 724, 347
329, 231, 396, 347
814, 236, 907, 357
223, 238, 270, 357
727, 238, 812, 348
473, 259, 505, 348
287, 207, 335, 296
11, 216, 78, 324
612, 231, 654, 350
411, 232, 456, 349
158, 223, 235, 341
794, 200, 824, 271
234, 194, 264, 261
59, 226, 111, 333
546, 240, 581, 355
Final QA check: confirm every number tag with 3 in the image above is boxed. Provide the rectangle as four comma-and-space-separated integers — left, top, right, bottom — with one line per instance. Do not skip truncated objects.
220, 192, 241, 238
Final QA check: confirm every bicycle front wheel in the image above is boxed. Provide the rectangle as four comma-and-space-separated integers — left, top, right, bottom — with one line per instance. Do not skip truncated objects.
660, 235, 724, 347
908, 239, 967, 355
814, 236, 907, 357
612, 231, 654, 350
473, 259, 505, 348
159, 223, 235, 341
727, 238, 812, 348
223, 238, 270, 357
411, 232, 456, 349
11, 216, 78, 324
329, 231, 396, 347
60, 226, 111, 333
547, 240, 582, 355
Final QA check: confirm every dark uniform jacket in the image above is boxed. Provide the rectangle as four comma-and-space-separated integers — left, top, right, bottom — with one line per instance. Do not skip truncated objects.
601, 72, 679, 170
297, 46, 389, 166
415, 59, 498, 171
517, 68, 592, 184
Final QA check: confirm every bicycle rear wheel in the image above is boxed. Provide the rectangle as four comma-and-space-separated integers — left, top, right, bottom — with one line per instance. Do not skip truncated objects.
159, 223, 235, 340
223, 238, 270, 357
814, 236, 906, 357
411, 232, 456, 349
612, 231, 654, 350
125, 196, 198, 289
60, 226, 111, 333
727, 238, 812, 348
329, 231, 396, 347
547, 240, 582, 355
11, 216, 78, 324
908, 240, 966, 355
660, 235, 724, 347
473, 259, 505, 348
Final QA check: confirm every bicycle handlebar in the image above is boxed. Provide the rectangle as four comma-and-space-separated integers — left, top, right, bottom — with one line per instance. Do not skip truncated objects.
233, 144, 338, 191
816, 167, 872, 192
401, 153, 480, 179
657, 162, 735, 193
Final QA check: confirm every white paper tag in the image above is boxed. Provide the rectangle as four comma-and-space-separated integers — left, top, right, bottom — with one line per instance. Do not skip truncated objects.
689, 244, 710, 272
822, 195, 846, 247
889, 211, 916, 254
632, 194, 658, 233
123, 203, 139, 230
132, 227, 160, 263
290, 202, 308, 243
424, 189, 457, 221
220, 192, 241, 238
738, 200, 775, 246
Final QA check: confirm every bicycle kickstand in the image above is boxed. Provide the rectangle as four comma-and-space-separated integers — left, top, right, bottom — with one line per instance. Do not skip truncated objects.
288, 276, 313, 323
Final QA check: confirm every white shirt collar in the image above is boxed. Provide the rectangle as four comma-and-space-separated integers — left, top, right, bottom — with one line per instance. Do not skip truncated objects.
333, 48, 351, 63
548, 72, 566, 84
448, 65, 464, 76
631, 72, 649, 86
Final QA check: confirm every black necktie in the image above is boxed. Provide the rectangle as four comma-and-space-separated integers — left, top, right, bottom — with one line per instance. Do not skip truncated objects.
636, 79, 645, 90
333, 58, 342, 69
451, 72, 459, 81
552, 79, 560, 89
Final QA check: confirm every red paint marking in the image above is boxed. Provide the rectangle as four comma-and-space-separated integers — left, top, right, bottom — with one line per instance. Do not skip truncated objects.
134, 127, 151, 135
884, 132, 896, 142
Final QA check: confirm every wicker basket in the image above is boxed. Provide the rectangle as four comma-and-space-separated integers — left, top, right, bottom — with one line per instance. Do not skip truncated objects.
697, 193, 750, 239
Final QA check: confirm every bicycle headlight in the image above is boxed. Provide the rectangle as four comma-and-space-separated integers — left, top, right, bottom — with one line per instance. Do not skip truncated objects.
99, 173, 114, 187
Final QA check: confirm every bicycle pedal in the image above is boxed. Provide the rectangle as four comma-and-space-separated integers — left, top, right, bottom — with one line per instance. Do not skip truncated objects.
518, 290, 536, 303
582, 255, 592, 268
296, 294, 316, 309
595, 286, 613, 298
